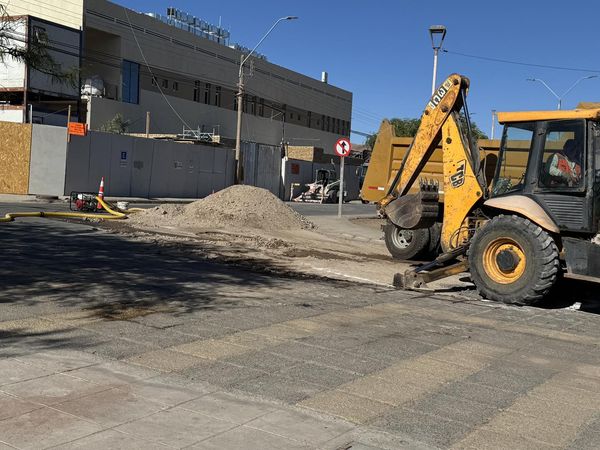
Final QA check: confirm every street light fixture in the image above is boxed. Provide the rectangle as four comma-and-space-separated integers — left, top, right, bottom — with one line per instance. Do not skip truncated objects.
526, 75, 598, 110
429, 25, 446, 95
234, 16, 298, 184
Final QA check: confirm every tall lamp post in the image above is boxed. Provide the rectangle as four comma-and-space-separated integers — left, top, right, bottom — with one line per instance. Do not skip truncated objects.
526, 75, 598, 110
429, 25, 447, 95
235, 16, 298, 184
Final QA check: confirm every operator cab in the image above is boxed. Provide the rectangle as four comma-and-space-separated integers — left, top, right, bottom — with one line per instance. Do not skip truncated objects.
491, 109, 600, 234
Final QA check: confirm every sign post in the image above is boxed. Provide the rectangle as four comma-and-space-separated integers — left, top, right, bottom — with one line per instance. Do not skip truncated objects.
334, 138, 351, 218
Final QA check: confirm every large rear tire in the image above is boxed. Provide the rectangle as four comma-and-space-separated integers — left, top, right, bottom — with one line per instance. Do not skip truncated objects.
468, 215, 559, 305
383, 222, 430, 260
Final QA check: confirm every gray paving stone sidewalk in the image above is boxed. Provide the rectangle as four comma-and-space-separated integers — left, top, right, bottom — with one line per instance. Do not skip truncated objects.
2, 213, 600, 449
0, 350, 416, 449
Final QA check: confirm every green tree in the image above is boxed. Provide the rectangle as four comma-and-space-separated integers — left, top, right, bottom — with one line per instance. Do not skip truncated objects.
365, 115, 488, 148
100, 114, 130, 134
0, 5, 77, 86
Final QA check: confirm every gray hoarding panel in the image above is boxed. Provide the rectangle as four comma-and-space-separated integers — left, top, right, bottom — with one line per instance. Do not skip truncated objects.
148, 142, 170, 197
283, 159, 314, 200
196, 146, 215, 197
197, 146, 215, 173
167, 141, 188, 197
240, 143, 283, 197
88, 132, 113, 195
213, 148, 228, 174
64, 134, 91, 195
108, 134, 133, 197
225, 149, 235, 187
212, 149, 229, 193
259, 145, 282, 196
29, 124, 68, 196
342, 162, 360, 201
130, 138, 154, 198
182, 149, 198, 198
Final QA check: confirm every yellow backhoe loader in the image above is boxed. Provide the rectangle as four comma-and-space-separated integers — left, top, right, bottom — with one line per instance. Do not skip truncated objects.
382, 73, 600, 305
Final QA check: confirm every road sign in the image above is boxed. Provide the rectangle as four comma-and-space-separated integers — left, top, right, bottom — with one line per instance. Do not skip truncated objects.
335, 138, 351, 157
334, 138, 351, 218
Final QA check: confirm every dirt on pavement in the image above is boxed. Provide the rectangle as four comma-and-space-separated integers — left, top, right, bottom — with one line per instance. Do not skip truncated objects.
105, 186, 471, 292
129, 185, 315, 232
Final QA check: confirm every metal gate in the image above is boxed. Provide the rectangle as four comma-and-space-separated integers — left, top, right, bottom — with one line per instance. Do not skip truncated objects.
242, 142, 283, 198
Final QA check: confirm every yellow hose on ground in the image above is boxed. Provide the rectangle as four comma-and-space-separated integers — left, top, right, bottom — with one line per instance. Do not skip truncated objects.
0, 196, 129, 223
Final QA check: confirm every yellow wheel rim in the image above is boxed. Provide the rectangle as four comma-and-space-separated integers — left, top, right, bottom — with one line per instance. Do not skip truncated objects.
482, 237, 526, 284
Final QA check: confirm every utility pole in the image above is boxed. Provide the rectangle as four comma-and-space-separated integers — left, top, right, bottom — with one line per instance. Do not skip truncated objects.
145, 111, 151, 138
66, 104, 72, 143
235, 54, 244, 184
490, 109, 496, 140
233, 16, 298, 184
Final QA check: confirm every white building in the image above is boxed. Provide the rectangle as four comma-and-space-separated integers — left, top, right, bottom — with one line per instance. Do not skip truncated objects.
1, 0, 353, 152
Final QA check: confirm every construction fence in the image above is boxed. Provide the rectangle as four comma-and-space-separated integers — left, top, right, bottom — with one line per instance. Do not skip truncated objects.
0, 122, 235, 198
0, 121, 374, 200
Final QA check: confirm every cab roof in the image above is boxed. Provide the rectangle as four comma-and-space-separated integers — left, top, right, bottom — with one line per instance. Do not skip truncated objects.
497, 109, 600, 124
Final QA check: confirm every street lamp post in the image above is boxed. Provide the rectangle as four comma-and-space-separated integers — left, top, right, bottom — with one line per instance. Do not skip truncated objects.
526, 75, 598, 110
429, 25, 446, 95
234, 16, 298, 184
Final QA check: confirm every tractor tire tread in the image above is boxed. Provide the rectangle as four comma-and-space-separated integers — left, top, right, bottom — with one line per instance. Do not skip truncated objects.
468, 214, 559, 306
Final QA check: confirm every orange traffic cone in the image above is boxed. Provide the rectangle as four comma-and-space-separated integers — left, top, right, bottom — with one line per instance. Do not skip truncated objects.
97, 176, 105, 209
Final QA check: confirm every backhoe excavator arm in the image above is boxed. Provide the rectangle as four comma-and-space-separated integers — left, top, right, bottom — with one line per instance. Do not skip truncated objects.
382, 73, 486, 252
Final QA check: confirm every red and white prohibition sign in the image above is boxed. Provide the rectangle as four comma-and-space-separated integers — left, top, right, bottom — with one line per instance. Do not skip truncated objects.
335, 138, 352, 157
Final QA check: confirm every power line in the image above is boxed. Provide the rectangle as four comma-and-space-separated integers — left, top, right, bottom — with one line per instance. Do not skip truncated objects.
123, 7, 192, 130
2, 25, 353, 135
4, 27, 352, 121
444, 49, 600, 74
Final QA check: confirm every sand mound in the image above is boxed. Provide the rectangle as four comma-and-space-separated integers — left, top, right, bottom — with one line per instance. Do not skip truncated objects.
130, 185, 315, 232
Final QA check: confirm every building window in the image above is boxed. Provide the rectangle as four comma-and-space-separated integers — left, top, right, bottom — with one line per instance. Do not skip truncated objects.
204, 83, 211, 105
321, 115, 325, 131
172, 81, 179, 91
214, 86, 221, 107
193, 80, 200, 102
258, 98, 265, 117
161, 79, 169, 89
32, 26, 48, 45
122, 60, 140, 104
151, 76, 158, 87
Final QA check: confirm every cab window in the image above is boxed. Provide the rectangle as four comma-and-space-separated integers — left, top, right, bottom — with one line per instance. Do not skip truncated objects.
493, 122, 534, 196
539, 120, 584, 189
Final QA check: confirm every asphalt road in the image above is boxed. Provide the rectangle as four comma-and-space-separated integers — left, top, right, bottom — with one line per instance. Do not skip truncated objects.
287, 201, 376, 217
1, 214, 600, 449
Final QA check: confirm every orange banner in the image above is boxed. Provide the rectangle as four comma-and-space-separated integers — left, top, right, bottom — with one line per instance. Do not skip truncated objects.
68, 122, 87, 136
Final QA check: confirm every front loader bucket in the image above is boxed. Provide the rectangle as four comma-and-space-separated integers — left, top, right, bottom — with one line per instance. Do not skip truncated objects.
385, 181, 439, 230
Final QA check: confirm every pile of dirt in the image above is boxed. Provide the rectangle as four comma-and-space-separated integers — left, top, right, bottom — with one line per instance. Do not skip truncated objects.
129, 185, 315, 232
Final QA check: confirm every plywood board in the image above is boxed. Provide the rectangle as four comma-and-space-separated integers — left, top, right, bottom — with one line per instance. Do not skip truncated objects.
0, 122, 32, 194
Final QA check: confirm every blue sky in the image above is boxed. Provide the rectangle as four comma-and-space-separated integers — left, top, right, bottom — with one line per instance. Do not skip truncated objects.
118, 0, 600, 143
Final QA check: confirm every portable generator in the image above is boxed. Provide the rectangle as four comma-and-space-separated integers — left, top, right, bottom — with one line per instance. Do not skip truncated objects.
69, 192, 100, 212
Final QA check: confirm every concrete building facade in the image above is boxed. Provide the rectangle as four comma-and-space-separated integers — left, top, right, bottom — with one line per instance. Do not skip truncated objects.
1, 0, 353, 153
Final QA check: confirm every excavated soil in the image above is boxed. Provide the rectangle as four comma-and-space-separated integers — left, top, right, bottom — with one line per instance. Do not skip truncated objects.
129, 185, 315, 232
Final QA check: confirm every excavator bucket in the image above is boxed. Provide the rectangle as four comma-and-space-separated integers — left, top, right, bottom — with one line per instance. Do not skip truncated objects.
385, 180, 439, 229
